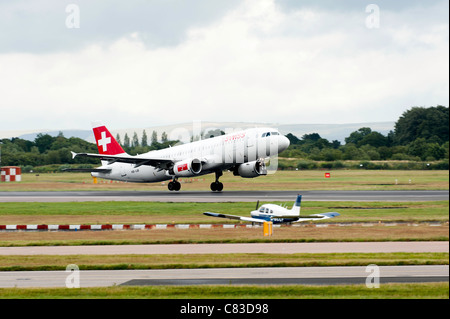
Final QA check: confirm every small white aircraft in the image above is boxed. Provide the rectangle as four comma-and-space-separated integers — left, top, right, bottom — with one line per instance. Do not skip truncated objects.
70, 121, 290, 192
204, 194, 340, 224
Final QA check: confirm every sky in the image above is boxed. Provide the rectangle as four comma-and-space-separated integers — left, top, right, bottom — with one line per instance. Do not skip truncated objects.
0, 0, 448, 131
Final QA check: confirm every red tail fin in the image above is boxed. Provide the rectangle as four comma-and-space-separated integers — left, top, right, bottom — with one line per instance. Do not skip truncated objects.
92, 121, 126, 155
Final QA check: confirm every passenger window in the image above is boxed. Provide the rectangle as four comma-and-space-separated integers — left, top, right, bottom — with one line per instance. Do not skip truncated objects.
270, 210, 273, 214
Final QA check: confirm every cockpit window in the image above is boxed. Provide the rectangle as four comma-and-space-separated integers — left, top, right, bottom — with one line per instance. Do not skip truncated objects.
259, 207, 265, 212
262, 131, 279, 137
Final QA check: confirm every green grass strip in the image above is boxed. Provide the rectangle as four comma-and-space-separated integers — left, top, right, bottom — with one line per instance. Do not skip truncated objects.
0, 253, 447, 271
0, 283, 448, 299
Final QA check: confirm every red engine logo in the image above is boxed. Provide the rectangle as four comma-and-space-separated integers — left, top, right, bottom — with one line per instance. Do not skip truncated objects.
177, 163, 188, 172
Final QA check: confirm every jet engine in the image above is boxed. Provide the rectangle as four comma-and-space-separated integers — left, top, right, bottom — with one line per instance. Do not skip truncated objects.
233, 159, 267, 178
172, 158, 202, 177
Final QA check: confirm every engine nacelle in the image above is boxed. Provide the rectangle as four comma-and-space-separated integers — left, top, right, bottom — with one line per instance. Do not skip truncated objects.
172, 158, 202, 177
233, 159, 267, 178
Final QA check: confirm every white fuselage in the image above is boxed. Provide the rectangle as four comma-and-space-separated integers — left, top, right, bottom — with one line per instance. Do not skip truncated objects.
92, 127, 289, 183
250, 204, 299, 224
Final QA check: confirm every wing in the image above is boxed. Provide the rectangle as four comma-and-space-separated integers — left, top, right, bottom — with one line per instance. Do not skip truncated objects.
71, 152, 174, 170
203, 212, 265, 224
292, 212, 340, 223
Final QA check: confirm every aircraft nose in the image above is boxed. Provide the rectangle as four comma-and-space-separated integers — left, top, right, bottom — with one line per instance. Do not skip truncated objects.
278, 135, 290, 152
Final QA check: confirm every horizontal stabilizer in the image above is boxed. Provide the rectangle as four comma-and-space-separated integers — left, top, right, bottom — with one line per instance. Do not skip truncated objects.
314, 212, 340, 218
71, 152, 173, 170
293, 212, 340, 223
62, 168, 112, 173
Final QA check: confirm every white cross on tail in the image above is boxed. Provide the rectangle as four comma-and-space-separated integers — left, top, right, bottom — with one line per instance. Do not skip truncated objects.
97, 131, 111, 152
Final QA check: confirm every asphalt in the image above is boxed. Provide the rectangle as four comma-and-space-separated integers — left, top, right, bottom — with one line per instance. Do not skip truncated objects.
0, 266, 447, 288
0, 190, 448, 202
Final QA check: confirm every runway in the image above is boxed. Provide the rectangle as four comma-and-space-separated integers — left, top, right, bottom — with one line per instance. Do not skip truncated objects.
0, 266, 447, 288
0, 190, 448, 202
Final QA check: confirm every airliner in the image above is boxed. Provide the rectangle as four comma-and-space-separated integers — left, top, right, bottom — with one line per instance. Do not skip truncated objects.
204, 194, 340, 224
70, 122, 290, 191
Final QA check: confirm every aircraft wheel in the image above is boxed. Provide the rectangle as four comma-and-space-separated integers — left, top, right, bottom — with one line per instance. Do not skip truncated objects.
168, 181, 181, 191
210, 181, 223, 192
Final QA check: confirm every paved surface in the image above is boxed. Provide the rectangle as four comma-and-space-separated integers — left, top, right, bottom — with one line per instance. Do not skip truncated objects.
0, 266, 447, 288
0, 190, 448, 202
1, 242, 448, 256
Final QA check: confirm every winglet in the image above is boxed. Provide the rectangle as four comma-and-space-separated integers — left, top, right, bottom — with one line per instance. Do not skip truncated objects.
71, 151, 78, 159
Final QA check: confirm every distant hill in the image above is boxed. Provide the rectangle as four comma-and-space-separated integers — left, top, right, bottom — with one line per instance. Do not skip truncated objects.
1, 121, 395, 144
108, 121, 395, 144
17, 130, 93, 142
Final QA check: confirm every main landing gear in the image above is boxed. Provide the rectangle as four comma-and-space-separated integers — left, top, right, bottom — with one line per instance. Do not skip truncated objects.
210, 171, 223, 192
168, 178, 181, 191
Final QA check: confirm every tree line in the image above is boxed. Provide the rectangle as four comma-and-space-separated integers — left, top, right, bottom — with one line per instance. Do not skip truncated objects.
280, 105, 449, 163
0, 105, 448, 171
0, 130, 178, 171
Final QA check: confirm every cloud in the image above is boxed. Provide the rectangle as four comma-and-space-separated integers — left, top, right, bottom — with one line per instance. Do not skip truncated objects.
0, 0, 242, 53
0, 0, 448, 131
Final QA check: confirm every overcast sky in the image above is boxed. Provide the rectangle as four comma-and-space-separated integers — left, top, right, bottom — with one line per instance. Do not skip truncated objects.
0, 0, 448, 131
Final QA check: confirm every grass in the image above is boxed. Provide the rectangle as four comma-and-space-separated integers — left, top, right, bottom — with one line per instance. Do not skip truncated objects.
0, 170, 447, 299
0, 283, 448, 299
0, 200, 448, 225
0, 253, 447, 271
0, 199, 447, 248
0, 170, 448, 191
0, 200, 447, 247
0, 225, 448, 247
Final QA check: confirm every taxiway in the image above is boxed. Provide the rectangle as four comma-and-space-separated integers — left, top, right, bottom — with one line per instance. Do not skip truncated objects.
0, 265, 447, 288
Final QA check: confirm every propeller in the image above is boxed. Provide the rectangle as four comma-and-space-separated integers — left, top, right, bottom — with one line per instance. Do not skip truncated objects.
255, 200, 260, 210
